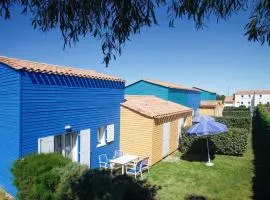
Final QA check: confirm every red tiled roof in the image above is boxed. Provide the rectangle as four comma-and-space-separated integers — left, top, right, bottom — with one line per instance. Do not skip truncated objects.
121, 95, 192, 119
143, 79, 199, 92
235, 90, 270, 95
224, 96, 234, 103
0, 56, 124, 82
200, 100, 222, 108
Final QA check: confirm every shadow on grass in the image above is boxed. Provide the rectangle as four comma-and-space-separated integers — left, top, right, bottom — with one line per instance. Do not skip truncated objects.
252, 113, 270, 199
185, 194, 208, 200
180, 139, 216, 162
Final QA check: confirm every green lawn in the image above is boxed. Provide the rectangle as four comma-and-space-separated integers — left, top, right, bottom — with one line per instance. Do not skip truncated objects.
145, 135, 254, 200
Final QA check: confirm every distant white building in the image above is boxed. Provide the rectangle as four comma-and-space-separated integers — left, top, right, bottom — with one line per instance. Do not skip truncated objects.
234, 90, 270, 108
224, 96, 234, 107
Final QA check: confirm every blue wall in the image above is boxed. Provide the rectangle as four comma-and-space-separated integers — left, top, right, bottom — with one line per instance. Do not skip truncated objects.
187, 91, 201, 112
168, 89, 188, 106
125, 80, 169, 100
194, 89, 216, 101
0, 64, 20, 195
20, 71, 124, 168
126, 80, 201, 111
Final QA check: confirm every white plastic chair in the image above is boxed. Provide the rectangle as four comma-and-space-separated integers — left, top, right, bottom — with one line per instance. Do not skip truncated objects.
99, 154, 109, 169
126, 160, 143, 179
141, 157, 150, 173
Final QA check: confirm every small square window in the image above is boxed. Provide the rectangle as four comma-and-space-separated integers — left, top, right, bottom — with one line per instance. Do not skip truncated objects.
97, 126, 106, 147
248, 102, 250, 104
259, 102, 262, 104
260, 95, 262, 98
241, 95, 244, 98
248, 95, 251, 98
241, 102, 243, 104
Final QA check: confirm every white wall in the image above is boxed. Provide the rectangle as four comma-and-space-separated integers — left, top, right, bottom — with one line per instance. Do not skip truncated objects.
234, 94, 270, 107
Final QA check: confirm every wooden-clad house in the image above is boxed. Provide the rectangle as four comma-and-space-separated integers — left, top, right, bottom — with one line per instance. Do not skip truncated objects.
0, 56, 125, 195
120, 95, 192, 166
199, 100, 224, 117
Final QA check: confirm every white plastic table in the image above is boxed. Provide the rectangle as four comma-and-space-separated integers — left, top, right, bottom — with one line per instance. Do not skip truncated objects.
110, 154, 139, 174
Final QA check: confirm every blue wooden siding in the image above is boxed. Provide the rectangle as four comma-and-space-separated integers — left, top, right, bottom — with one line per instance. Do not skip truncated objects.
193, 88, 216, 101
168, 89, 188, 106
0, 64, 20, 196
169, 89, 201, 111
125, 80, 201, 111
187, 91, 201, 112
200, 91, 216, 100
125, 80, 169, 100
20, 71, 124, 168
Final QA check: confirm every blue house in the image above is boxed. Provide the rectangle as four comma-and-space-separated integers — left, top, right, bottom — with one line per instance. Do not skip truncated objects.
125, 79, 201, 112
192, 87, 217, 101
0, 56, 125, 195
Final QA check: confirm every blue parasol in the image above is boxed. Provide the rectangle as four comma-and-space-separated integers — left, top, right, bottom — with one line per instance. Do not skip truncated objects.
186, 120, 228, 166
192, 115, 215, 123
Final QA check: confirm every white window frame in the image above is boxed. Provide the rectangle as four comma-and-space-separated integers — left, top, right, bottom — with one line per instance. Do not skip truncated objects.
97, 126, 106, 147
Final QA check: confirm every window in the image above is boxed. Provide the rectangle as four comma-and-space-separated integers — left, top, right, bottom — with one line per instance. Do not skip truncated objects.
106, 124, 115, 143
267, 102, 270, 105
248, 95, 251, 98
39, 133, 77, 160
97, 126, 106, 147
241, 102, 243, 104
260, 94, 262, 98
248, 102, 250, 104
241, 95, 244, 98
259, 102, 262, 104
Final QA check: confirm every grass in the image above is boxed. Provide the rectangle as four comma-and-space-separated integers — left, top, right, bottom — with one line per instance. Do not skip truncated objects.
145, 134, 254, 200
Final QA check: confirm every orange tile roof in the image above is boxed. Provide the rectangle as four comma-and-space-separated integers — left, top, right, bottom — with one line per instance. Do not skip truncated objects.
200, 100, 222, 108
0, 56, 124, 82
224, 96, 234, 103
235, 90, 270, 95
121, 95, 192, 119
143, 79, 199, 92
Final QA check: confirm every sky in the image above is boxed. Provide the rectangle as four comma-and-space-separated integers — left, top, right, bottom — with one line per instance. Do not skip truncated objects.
0, 6, 269, 95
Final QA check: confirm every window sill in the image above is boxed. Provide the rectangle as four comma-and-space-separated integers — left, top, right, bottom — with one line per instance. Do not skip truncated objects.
97, 143, 106, 148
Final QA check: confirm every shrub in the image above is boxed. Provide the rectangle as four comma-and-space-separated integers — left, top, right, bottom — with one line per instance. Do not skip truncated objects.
222, 110, 250, 118
12, 153, 71, 200
12, 154, 159, 200
211, 128, 248, 156
180, 128, 248, 156
223, 106, 249, 111
215, 116, 251, 131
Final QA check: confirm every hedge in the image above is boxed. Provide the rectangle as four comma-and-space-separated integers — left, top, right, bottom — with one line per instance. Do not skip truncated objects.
12, 153, 159, 200
180, 128, 248, 156
215, 116, 251, 131
223, 106, 249, 111
211, 128, 248, 155
222, 110, 251, 118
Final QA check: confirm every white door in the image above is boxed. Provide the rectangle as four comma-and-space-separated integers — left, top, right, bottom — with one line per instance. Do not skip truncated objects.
178, 118, 184, 147
79, 129, 91, 167
162, 122, 170, 157
39, 136, 54, 153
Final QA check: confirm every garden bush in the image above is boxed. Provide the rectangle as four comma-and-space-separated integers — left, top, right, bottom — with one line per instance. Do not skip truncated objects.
180, 128, 248, 156
12, 153, 71, 200
211, 128, 248, 156
222, 110, 250, 118
223, 106, 249, 111
12, 153, 159, 200
215, 116, 251, 131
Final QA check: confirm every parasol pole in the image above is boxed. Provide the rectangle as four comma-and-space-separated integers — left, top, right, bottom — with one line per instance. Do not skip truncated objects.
206, 137, 214, 166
